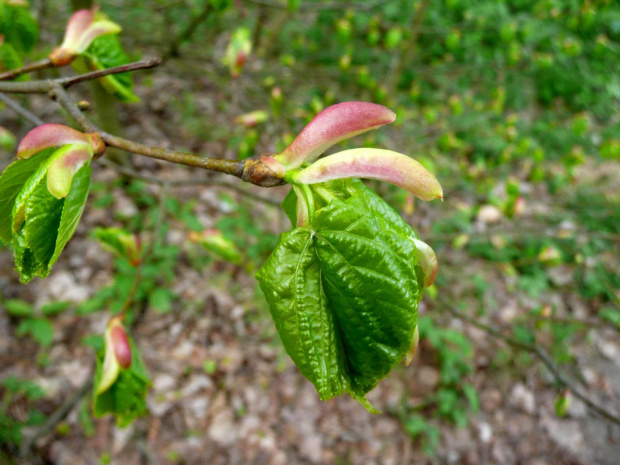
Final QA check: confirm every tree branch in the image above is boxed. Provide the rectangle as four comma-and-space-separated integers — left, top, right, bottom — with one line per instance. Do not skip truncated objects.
49, 82, 246, 178
97, 159, 281, 206
59, 57, 162, 88
439, 298, 620, 426
0, 92, 45, 126
0, 58, 162, 94
166, 2, 212, 58
0, 58, 54, 81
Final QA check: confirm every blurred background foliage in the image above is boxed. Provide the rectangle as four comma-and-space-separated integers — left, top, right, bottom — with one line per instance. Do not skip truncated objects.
1, 0, 620, 462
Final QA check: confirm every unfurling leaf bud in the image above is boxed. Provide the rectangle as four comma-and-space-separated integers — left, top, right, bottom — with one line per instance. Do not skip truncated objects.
93, 227, 142, 266
276, 102, 396, 170
405, 325, 419, 366
234, 110, 269, 128
17, 124, 105, 199
189, 229, 243, 264
0, 126, 16, 151
554, 389, 571, 418
224, 27, 252, 78
410, 238, 439, 287
96, 316, 132, 395
17, 124, 104, 159
49, 7, 121, 66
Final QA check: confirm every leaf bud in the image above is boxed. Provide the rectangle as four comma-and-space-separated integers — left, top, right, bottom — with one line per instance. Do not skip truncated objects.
96, 315, 132, 395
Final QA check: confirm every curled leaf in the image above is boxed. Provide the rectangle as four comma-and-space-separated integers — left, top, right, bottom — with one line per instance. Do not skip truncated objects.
17, 124, 103, 159
224, 27, 252, 78
50, 7, 121, 66
276, 102, 396, 170
294, 148, 443, 202
93, 227, 142, 266
46, 144, 92, 199
96, 316, 132, 395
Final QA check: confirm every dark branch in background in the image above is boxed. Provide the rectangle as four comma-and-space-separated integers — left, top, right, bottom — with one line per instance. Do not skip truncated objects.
0, 58, 54, 81
438, 297, 620, 426
390, 0, 432, 91
20, 378, 93, 456
166, 2, 213, 58
0, 93, 45, 126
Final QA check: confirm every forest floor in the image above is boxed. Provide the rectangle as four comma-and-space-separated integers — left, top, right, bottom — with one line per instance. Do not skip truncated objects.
1, 65, 620, 465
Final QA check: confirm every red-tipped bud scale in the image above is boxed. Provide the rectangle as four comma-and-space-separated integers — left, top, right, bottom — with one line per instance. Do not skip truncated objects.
276, 102, 396, 170
96, 316, 132, 395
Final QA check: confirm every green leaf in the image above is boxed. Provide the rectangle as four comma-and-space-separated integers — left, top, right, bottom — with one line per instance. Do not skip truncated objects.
0, 4, 39, 55
93, 338, 150, 427
41, 301, 71, 317
257, 180, 424, 410
78, 35, 139, 103
0, 149, 53, 244
4, 299, 34, 318
148, 288, 174, 313
0, 42, 25, 78
51, 163, 92, 265
0, 145, 91, 282
17, 318, 54, 347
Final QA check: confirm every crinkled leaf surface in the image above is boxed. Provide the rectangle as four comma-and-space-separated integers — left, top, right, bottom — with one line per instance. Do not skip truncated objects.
0, 149, 52, 244
257, 180, 424, 411
93, 338, 150, 427
0, 147, 91, 282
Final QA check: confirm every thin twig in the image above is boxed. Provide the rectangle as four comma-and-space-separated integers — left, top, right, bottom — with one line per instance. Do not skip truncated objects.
59, 57, 162, 89
49, 82, 246, 177
0, 92, 45, 126
166, 3, 212, 58
97, 159, 281, 206
0, 58, 162, 94
0, 58, 54, 81
439, 298, 620, 426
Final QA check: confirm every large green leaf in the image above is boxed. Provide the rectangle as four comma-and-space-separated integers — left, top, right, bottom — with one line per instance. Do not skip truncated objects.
93, 338, 150, 427
257, 180, 424, 411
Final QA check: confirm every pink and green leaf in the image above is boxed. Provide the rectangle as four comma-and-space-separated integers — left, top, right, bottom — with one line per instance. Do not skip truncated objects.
17, 124, 93, 159
46, 144, 92, 199
293, 148, 443, 202
276, 102, 396, 169
96, 316, 132, 395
